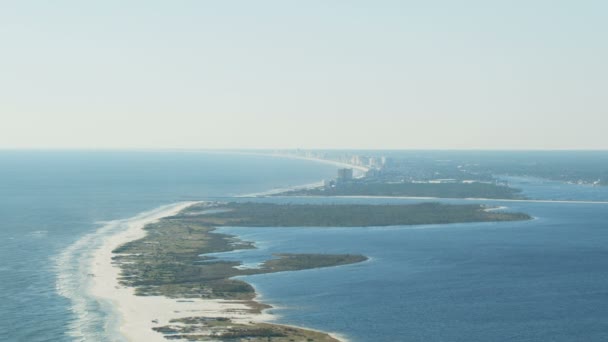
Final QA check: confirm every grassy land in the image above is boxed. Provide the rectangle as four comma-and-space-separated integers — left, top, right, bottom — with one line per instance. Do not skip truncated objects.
156, 318, 338, 341
279, 181, 525, 199
176, 202, 531, 227
113, 201, 530, 341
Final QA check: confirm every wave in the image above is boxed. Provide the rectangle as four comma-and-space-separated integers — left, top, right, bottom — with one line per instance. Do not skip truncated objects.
54, 203, 190, 342
26, 230, 49, 238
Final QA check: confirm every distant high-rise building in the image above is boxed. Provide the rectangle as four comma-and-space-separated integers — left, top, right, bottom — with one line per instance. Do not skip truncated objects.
369, 157, 381, 168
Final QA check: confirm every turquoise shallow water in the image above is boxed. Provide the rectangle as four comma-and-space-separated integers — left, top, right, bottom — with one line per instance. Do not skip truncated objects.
2, 151, 608, 342
0, 151, 337, 342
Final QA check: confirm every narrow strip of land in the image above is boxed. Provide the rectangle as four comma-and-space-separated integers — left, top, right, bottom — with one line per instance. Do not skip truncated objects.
278, 182, 525, 200
109, 201, 530, 341
278, 195, 608, 205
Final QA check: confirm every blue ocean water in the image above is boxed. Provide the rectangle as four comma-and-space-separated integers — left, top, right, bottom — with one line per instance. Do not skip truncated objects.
2, 151, 608, 342
214, 181, 608, 342
0, 151, 338, 342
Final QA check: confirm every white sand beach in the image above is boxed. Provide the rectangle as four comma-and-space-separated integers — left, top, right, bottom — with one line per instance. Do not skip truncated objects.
483, 205, 508, 212
202, 150, 371, 198
88, 202, 275, 342
237, 180, 325, 197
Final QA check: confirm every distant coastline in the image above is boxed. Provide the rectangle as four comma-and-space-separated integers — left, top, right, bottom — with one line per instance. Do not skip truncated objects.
263, 152, 370, 175
227, 151, 369, 198
278, 195, 608, 205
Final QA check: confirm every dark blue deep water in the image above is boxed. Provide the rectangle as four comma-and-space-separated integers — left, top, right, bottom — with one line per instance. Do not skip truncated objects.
2, 151, 608, 342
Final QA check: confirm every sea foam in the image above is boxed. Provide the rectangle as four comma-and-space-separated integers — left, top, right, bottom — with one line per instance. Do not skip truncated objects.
54, 204, 184, 342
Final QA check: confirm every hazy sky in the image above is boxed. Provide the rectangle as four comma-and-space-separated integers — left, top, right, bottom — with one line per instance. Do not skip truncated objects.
1, 1, 607, 149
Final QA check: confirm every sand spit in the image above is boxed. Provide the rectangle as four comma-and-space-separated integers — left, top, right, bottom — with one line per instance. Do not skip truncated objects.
88, 202, 277, 341
88, 201, 345, 341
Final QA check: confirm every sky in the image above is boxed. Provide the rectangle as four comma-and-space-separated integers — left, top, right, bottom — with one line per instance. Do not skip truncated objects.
1, 1, 607, 150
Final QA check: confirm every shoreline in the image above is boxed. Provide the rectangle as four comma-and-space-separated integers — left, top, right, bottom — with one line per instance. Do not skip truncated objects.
272, 194, 608, 205
264, 153, 370, 175
214, 150, 370, 174
218, 150, 369, 198
213, 150, 369, 175
88, 202, 277, 341
237, 180, 325, 198
88, 201, 347, 341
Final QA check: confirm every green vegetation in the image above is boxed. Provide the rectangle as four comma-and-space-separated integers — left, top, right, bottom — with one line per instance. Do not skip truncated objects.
279, 181, 525, 199
178, 202, 531, 227
113, 219, 364, 300
113, 201, 530, 341
156, 318, 338, 341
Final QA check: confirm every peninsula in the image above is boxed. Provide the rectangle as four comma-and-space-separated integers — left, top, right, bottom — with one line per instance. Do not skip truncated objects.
105, 201, 531, 341
278, 181, 524, 199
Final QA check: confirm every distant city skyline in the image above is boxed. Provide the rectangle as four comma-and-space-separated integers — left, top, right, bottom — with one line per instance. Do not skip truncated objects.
2, 1, 607, 150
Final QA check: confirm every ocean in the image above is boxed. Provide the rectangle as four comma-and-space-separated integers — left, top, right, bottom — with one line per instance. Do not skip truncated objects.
2, 151, 608, 341
0, 151, 337, 342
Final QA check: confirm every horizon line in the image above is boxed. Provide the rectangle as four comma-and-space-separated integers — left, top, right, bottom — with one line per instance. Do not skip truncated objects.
1, 147, 608, 152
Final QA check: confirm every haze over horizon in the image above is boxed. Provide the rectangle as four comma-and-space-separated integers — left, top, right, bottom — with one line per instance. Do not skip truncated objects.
2, 1, 607, 150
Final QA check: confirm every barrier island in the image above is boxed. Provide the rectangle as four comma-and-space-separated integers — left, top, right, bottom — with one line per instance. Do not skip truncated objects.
110, 202, 530, 341
278, 181, 525, 199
